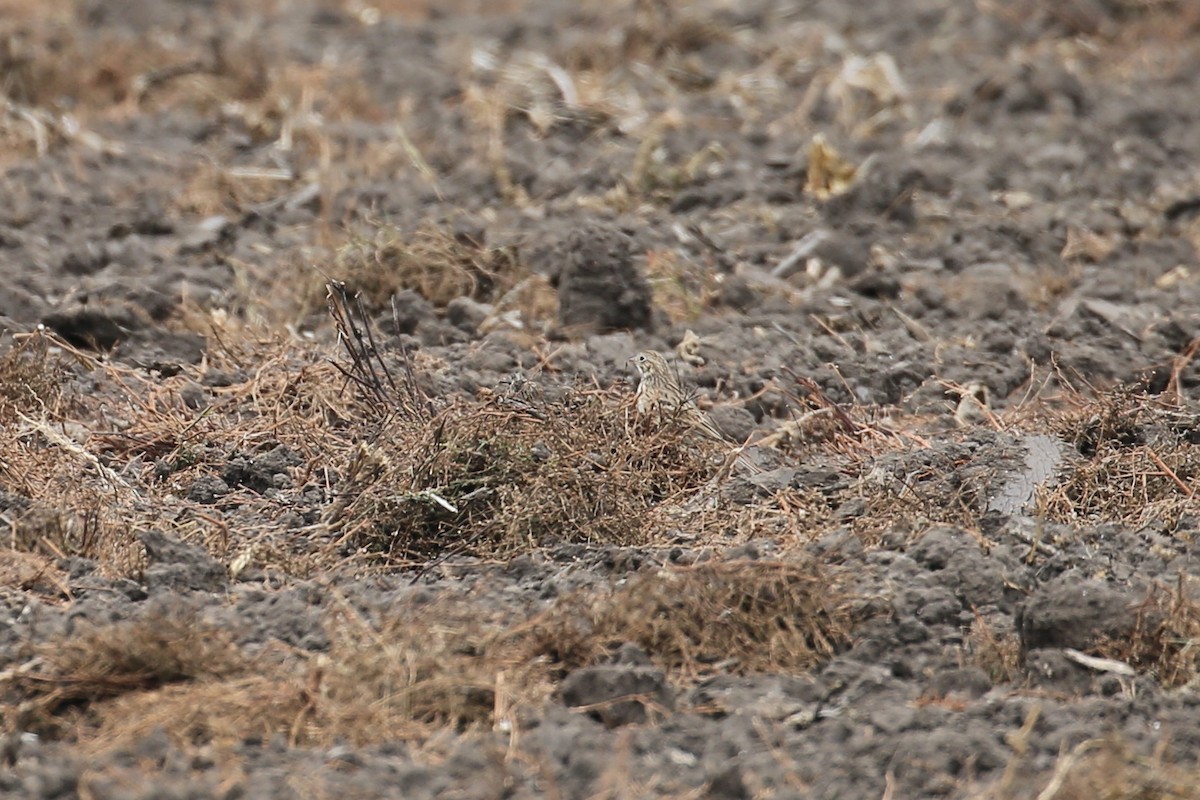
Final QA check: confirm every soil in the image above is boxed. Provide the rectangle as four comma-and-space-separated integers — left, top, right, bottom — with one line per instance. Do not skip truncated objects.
2, 0, 1200, 798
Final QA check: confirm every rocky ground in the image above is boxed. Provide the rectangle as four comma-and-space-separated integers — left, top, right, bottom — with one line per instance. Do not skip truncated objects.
2, 0, 1200, 797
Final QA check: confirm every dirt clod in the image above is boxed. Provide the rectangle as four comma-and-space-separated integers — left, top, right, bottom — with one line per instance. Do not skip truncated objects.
557, 226, 654, 333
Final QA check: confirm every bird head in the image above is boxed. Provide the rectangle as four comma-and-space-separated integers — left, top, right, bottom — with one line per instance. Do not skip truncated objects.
628, 350, 661, 377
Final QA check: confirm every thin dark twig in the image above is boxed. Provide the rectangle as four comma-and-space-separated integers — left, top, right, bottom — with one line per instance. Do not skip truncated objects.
327, 282, 381, 406
327, 281, 390, 408
325, 280, 432, 420
355, 290, 400, 400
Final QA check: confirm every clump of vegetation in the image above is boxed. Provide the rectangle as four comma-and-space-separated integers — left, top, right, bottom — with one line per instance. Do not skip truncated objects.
977, 713, 1200, 800
319, 220, 525, 314
323, 280, 747, 566
540, 558, 854, 679
327, 385, 723, 565
1042, 385, 1199, 529
2, 558, 857, 753
0, 332, 69, 422
1091, 576, 1200, 689
3, 606, 249, 738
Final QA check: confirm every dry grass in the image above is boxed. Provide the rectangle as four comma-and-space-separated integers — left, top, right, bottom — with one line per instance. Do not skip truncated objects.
0, 325, 347, 576
0, 4, 375, 120
3, 605, 249, 738
314, 221, 526, 315
795, 375, 1200, 548
644, 249, 722, 323
847, 441, 987, 544
1015, 742, 1200, 800
1088, 576, 1200, 689
319, 279, 818, 565
561, 3, 733, 76
0, 549, 68, 599
0, 594, 537, 750
1040, 386, 1199, 530
0, 333, 145, 573
0, 313, 812, 581
328, 385, 732, 565
307, 595, 553, 742
0, 332, 69, 422
0, 0, 1194, 792
1, 555, 856, 753
966, 612, 1022, 684
78, 595, 552, 751
541, 559, 854, 680
975, 715, 1200, 800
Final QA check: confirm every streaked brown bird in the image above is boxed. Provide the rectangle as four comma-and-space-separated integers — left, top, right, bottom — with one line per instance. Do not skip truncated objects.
629, 350, 762, 475
630, 350, 725, 440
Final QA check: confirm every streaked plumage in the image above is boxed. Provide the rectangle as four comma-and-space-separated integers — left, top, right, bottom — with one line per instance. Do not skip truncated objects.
629, 350, 762, 474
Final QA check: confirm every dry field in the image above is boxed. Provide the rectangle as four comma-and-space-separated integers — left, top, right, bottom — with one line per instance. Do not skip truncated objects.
2, 0, 1200, 797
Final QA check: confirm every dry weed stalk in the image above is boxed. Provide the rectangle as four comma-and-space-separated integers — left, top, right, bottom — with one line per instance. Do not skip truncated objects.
326, 280, 431, 420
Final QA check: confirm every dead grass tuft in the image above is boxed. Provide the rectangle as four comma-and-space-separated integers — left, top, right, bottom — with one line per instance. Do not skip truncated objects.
831, 429, 986, 546
0, 549, 67, 598
1040, 386, 1199, 529
3, 606, 247, 737
329, 386, 724, 565
306, 595, 554, 743
7, 306, 807, 582
85, 676, 306, 753
0, 332, 69, 422
0, 332, 146, 572
3, 563, 859, 754
644, 249, 721, 323
1021, 738, 1200, 800
1051, 384, 1149, 457
317, 221, 526, 314
540, 559, 853, 679
1091, 576, 1200, 689
82, 595, 554, 751
975, 729, 1200, 800
564, 5, 733, 75
6, 594, 555, 751
173, 162, 296, 218
966, 611, 1022, 684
